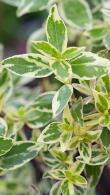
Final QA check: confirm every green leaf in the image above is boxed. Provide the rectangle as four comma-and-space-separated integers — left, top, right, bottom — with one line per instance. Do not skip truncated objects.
71, 161, 85, 175
50, 182, 61, 195
17, 0, 49, 17
93, 90, 108, 113
0, 142, 38, 170
102, 75, 110, 94
46, 5, 67, 51
73, 175, 87, 186
50, 148, 69, 163
86, 165, 103, 187
71, 98, 83, 126
0, 69, 12, 103
37, 123, 61, 144
63, 105, 73, 125
32, 41, 60, 58
26, 92, 54, 128
70, 52, 110, 79
61, 0, 92, 30
103, 33, 110, 50
62, 47, 85, 60
0, 118, 7, 136
64, 170, 87, 185
88, 149, 108, 165
88, 26, 107, 41
60, 131, 72, 152
84, 130, 102, 142
79, 142, 91, 163
101, 127, 110, 148
102, 8, 110, 24
61, 180, 75, 195
51, 60, 72, 83
0, 137, 13, 156
52, 84, 73, 117
2, 54, 52, 78
0, 0, 20, 7
43, 169, 65, 180
89, 154, 108, 165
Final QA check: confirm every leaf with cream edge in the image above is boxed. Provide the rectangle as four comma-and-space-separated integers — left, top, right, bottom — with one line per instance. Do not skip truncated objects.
0, 142, 38, 170
71, 98, 83, 126
0, 137, 13, 156
17, 0, 49, 17
62, 47, 85, 60
93, 90, 109, 113
61, 179, 75, 195
101, 127, 110, 148
64, 170, 87, 185
79, 142, 91, 163
83, 130, 102, 142
52, 84, 73, 117
71, 161, 85, 175
50, 181, 61, 195
37, 123, 61, 144
69, 52, 110, 80
46, 5, 67, 52
2, 54, 53, 78
51, 60, 72, 83
0, 69, 12, 102
32, 41, 60, 58
26, 92, 55, 128
0, 117, 8, 136
0, 0, 20, 7
60, 0, 92, 30
77, 148, 109, 165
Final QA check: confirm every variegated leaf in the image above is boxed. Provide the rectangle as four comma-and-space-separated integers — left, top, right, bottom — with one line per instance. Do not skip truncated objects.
52, 84, 73, 117
101, 127, 110, 148
89, 148, 108, 165
0, 142, 38, 170
37, 123, 61, 144
64, 170, 87, 186
102, 75, 110, 94
60, 0, 92, 30
46, 5, 67, 52
73, 175, 87, 186
0, 136, 13, 156
0, 69, 12, 103
71, 98, 83, 126
32, 41, 60, 58
43, 169, 65, 180
0, 118, 8, 136
71, 161, 85, 175
61, 179, 75, 195
83, 130, 102, 142
63, 106, 74, 125
50, 182, 61, 195
79, 142, 91, 163
17, 0, 49, 17
26, 92, 54, 128
69, 52, 110, 80
0, 0, 20, 7
51, 60, 72, 83
93, 90, 108, 113
62, 47, 85, 60
2, 54, 52, 78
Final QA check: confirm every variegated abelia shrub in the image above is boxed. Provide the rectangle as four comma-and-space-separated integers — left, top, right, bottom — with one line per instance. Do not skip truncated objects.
1, 1, 110, 194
